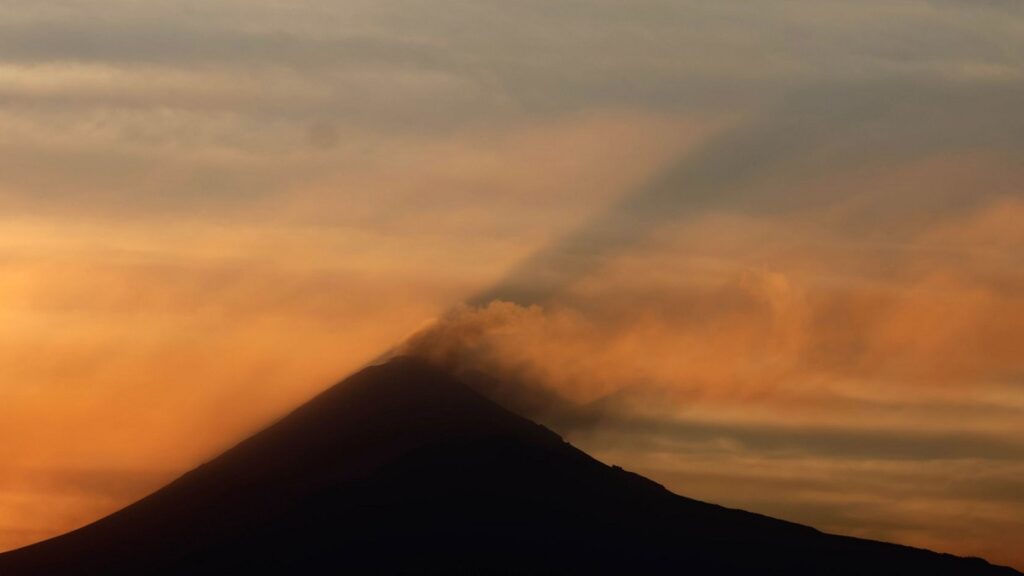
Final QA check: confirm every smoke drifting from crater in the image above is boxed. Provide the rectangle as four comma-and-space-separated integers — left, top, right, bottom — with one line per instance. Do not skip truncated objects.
397, 191, 1024, 567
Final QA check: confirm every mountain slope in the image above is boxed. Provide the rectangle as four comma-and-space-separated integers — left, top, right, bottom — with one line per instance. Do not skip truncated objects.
0, 356, 1018, 575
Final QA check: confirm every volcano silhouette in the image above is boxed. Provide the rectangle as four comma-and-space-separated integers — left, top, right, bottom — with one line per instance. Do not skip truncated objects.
0, 356, 1018, 575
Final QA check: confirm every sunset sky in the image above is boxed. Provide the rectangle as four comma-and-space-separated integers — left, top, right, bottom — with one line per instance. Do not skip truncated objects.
1, 0, 1023, 569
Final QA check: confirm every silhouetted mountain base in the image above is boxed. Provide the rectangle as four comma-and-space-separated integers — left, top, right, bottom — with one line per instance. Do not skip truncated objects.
1, 357, 1018, 575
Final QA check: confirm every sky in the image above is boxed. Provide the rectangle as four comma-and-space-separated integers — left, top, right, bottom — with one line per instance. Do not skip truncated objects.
1, 0, 1023, 569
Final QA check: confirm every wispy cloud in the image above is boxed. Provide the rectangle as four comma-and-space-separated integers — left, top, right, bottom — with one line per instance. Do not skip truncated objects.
1, 0, 1022, 568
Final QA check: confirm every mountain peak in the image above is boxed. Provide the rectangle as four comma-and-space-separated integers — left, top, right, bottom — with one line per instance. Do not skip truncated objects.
265, 354, 562, 455
1, 357, 1019, 575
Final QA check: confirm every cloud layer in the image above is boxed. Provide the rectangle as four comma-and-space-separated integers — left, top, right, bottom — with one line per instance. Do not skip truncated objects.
1, 0, 1022, 569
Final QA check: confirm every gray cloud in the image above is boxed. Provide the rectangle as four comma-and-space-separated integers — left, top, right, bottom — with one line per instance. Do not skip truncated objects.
475, 79, 1024, 305
568, 412, 1024, 462
1, 0, 1021, 221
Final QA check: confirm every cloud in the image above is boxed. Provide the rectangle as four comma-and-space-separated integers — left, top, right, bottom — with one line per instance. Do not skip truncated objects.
2, 0, 1023, 568
475, 80, 1024, 305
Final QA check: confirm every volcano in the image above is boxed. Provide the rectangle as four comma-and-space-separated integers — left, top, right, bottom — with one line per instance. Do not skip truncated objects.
0, 356, 1017, 575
